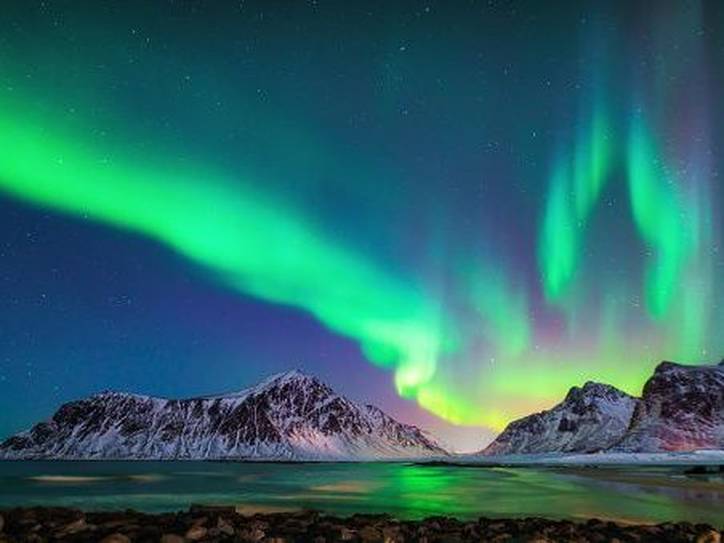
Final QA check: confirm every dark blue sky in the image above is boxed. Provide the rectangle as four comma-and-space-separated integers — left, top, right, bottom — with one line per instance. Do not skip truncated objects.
0, 1, 722, 451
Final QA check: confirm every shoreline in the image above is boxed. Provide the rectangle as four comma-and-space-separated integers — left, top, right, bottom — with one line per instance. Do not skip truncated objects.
2, 448, 724, 466
0, 506, 721, 542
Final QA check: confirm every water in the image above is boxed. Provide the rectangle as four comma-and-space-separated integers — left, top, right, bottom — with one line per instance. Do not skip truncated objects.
0, 461, 722, 526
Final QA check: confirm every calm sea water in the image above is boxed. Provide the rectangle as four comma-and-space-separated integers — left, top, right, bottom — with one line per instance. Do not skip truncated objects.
0, 461, 722, 526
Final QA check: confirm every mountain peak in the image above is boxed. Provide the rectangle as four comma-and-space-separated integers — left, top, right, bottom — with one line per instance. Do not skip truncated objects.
199, 369, 323, 401
484, 379, 639, 456
564, 381, 623, 402
654, 360, 681, 373
250, 368, 333, 397
90, 390, 152, 402
653, 359, 724, 375
261, 368, 318, 386
613, 359, 724, 452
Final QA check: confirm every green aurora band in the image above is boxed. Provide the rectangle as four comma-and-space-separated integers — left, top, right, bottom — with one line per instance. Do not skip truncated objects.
0, 84, 718, 431
0, 98, 471, 421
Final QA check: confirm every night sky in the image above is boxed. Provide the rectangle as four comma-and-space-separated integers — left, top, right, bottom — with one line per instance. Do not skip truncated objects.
0, 1, 722, 452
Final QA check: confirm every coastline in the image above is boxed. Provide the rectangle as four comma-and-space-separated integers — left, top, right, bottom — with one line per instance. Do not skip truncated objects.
451, 450, 724, 467
0, 505, 721, 543
2, 448, 724, 465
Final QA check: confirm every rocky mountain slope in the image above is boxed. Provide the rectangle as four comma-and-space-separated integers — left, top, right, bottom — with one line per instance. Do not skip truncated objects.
482, 382, 639, 455
0, 370, 447, 460
612, 360, 724, 452
483, 359, 723, 456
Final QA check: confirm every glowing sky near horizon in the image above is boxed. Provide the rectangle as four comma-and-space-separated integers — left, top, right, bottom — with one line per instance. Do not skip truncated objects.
0, 1, 721, 450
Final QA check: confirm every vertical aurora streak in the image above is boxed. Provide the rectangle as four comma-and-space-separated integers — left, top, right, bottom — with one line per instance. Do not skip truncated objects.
539, 102, 612, 302
626, 116, 697, 319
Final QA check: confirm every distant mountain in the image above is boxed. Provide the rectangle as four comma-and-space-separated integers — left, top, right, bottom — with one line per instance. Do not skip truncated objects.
612, 360, 724, 452
482, 359, 724, 456
482, 382, 639, 455
0, 370, 447, 460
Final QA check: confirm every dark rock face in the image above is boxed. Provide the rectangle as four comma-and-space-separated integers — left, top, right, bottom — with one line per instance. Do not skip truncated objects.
0, 371, 446, 460
0, 506, 719, 543
613, 361, 724, 452
482, 382, 639, 455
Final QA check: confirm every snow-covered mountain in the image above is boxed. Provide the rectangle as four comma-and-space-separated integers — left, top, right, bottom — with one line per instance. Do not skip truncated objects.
482, 382, 639, 455
0, 370, 447, 460
482, 359, 724, 456
612, 360, 724, 452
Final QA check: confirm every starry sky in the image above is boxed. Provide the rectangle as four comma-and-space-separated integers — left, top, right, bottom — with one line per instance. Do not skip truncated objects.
0, 1, 722, 452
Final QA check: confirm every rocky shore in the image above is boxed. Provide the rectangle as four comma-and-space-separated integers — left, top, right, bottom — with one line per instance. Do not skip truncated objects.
0, 506, 721, 543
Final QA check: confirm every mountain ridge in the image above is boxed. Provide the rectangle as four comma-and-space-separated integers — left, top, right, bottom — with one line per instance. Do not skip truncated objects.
612, 360, 724, 452
0, 369, 448, 461
482, 381, 639, 455
482, 359, 724, 455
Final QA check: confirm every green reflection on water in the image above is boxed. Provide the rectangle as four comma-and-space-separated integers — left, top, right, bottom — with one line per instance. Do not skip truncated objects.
0, 462, 721, 527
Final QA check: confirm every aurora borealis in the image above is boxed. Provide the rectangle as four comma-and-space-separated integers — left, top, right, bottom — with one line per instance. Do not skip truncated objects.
0, 1, 722, 451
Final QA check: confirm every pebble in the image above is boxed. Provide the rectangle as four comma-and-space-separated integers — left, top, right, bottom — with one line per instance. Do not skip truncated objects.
697, 530, 722, 543
54, 518, 88, 537
99, 534, 131, 543
217, 516, 235, 535
358, 525, 383, 542
185, 524, 208, 540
